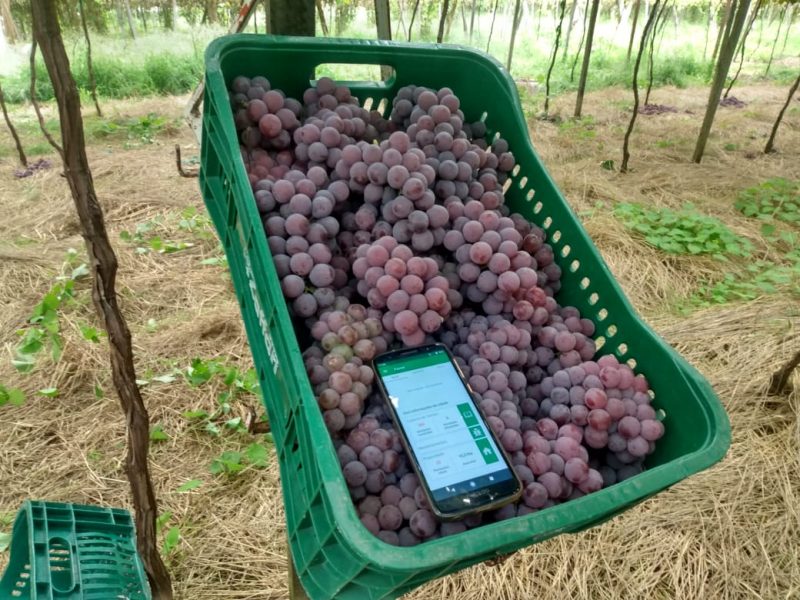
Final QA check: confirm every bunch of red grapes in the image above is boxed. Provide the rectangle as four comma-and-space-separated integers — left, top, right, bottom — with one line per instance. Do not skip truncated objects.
230, 75, 665, 544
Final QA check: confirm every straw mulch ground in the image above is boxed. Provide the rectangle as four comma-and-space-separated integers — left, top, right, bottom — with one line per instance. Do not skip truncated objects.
0, 83, 798, 599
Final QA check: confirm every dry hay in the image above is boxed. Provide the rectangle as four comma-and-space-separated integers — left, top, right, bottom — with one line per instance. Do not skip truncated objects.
1, 83, 799, 599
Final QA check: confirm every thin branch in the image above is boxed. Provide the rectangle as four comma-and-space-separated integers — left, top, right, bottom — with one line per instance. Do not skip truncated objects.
437, 0, 450, 43
724, 0, 763, 98
486, 0, 500, 52
175, 145, 199, 178
645, 0, 670, 106
78, 0, 102, 116
0, 80, 27, 167
768, 349, 800, 395
507, 0, 523, 71
407, 0, 420, 41
764, 67, 800, 154
545, 0, 568, 114
622, 0, 662, 172
571, 0, 590, 82
764, 3, 786, 76
246, 406, 272, 434
29, 39, 64, 160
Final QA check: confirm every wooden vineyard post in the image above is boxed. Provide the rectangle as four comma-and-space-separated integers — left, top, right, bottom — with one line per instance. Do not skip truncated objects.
574, 0, 600, 117
692, 0, 752, 163
29, 1, 173, 597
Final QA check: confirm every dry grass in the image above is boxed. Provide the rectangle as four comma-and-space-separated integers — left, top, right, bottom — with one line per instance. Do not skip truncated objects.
1, 83, 799, 599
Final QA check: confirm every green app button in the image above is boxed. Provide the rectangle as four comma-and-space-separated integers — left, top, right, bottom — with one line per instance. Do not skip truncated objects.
475, 438, 499, 464
469, 426, 486, 440
457, 403, 479, 427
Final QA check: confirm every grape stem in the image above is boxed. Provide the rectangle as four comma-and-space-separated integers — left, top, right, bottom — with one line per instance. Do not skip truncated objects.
768, 349, 800, 396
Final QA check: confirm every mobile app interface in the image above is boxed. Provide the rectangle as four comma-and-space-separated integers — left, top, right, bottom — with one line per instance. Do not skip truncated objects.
377, 347, 513, 501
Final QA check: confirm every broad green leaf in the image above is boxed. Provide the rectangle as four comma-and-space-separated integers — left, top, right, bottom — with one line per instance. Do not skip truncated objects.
246, 442, 269, 467
94, 384, 104, 399
204, 422, 221, 436
12, 354, 36, 373
49, 335, 63, 363
38, 387, 58, 398
17, 336, 43, 356
150, 424, 169, 442
162, 526, 181, 555
225, 417, 243, 430
182, 409, 209, 420
176, 479, 203, 493
80, 326, 101, 342
155, 511, 172, 532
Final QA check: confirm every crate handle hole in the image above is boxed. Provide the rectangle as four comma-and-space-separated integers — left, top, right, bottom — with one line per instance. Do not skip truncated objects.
580, 277, 591, 290
518, 176, 528, 189
597, 308, 608, 321
526, 189, 535, 202
552, 230, 562, 243
48, 537, 75, 592
627, 358, 637, 369
616, 343, 628, 356
502, 178, 512, 193
311, 64, 395, 87
588, 292, 599, 305
570, 259, 580, 272
543, 216, 553, 229
595, 336, 606, 350
561, 244, 571, 257
512, 164, 521, 177
363, 97, 375, 111
533, 201, 543, 213
606, 324, 617, 337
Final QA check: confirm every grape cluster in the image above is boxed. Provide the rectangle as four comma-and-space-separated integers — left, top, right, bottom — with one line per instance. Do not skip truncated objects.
304, 300, 389, 432
339, 409, 483, 545
530, 352, 664, 485
292, 77, 386, 173
230, 75, 302, 183
350, 238, 455, 345
226, 74, 668, 545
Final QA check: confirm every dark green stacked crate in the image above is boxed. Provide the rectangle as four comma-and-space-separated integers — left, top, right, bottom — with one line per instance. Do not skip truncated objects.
0, 500, 150, 599
199, 34, 730, 600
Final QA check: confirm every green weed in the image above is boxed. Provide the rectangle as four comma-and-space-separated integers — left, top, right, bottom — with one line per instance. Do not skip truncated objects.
120, 208, 217, 257
735, 178, 799, 225
682, 250, 800, 311
209, 441, 271, 476
0, 385, 25, 408
614, 202, 752, 258
13, 251, 89, 373
558, 115, 598, 139
92, 112, 175, 145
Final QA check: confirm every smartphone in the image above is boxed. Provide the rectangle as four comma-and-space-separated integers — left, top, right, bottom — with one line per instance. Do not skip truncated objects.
373, 343, 522, 520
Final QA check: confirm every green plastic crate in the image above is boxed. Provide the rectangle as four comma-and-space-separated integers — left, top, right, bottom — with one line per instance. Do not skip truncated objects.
199, 34, 730, 600
0, 500, 150, 599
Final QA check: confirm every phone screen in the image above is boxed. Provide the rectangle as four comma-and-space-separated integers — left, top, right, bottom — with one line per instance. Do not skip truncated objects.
375, 345, 519, 515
